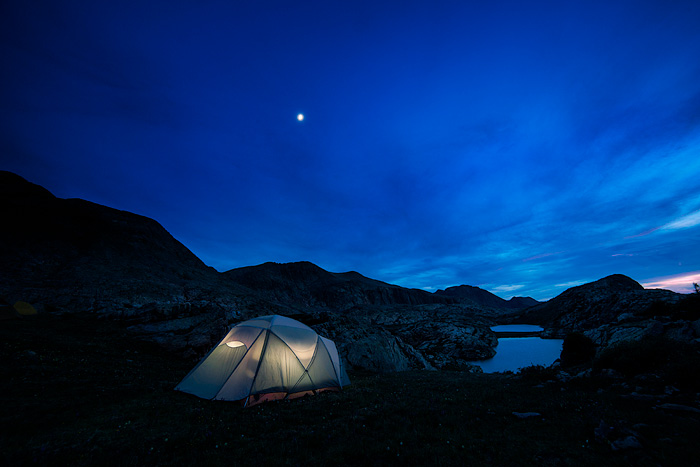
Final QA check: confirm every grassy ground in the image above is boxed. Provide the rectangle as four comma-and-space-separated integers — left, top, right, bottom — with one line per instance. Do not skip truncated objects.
2, 314, 699, 466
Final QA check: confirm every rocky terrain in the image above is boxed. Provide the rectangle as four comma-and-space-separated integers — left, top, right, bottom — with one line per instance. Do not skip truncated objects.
4, 170, 700, 465
0, 171, 525, 370
3, 170, 699, 372
513, 273, 700, 351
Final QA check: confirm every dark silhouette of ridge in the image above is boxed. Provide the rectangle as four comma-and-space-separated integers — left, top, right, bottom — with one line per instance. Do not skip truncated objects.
223, 261, 457, 310
434, 284, 539, 309
0, 170, 237, 311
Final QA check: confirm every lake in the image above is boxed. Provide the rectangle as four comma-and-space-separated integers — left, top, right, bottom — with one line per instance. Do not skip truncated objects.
469, 325, 563, 373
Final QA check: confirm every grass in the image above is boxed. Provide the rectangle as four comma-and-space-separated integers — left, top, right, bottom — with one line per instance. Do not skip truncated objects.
594, 336, 700, 389
2, 314, 700, 466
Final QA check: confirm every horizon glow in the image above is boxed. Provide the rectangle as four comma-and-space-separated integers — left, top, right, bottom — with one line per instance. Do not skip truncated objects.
642, 272, 700, 294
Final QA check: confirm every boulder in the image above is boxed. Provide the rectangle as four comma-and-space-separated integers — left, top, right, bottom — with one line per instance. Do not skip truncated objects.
611, 436, 642, 451
692, 319, 700, 337
344, 330, 413, 372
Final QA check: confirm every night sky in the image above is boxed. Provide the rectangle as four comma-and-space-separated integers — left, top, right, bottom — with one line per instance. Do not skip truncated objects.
2, 1, 700, 300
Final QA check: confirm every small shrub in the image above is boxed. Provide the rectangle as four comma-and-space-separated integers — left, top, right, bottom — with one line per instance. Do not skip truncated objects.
643, 295, 700, 320
675, 293, 700, 320
560, 333, 596, 367
518, 364, 558, 382
642, 300, 672, 318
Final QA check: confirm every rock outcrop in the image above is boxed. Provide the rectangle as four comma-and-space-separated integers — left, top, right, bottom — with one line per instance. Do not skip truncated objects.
513, 274, 699, 351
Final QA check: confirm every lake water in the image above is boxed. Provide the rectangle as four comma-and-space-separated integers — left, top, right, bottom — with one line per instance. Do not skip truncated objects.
469, 325, 563, 373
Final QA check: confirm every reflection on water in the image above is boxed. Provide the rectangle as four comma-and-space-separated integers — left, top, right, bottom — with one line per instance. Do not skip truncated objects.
471, 337, 564, 373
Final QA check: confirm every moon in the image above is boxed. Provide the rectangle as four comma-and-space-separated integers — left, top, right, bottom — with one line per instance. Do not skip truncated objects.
297, 113, 304, 122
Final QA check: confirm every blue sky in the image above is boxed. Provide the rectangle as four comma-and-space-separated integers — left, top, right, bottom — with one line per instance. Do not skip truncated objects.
2, 0, 700, 300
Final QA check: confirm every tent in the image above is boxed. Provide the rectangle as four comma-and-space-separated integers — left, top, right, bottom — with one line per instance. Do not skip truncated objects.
176, 315, 350, 406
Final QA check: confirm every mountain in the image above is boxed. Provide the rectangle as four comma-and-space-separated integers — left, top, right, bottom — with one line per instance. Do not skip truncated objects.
0, 171, 501, 370
0, 170, 243, 309
507, 296, 540, 308
0, 170, 262, 355
434, 284, 539, 310
224, 261, 456, 311
513, 274, 699, 349
515, 274, 658, 327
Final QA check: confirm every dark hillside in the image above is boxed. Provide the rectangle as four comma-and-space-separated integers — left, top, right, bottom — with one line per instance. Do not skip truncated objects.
0, 171, 245, 313
435, 284, 539, 310
507, 296, 540, 308
514, 274, 672, 329
224, 261, 456, 311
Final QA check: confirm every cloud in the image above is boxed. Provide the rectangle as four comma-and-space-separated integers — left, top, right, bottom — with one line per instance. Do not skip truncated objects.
522, 252, 564, 263
491, 284, 525, 293
625, 208, 700, 239
642, 271, 700, 294
661, 210, 700, 231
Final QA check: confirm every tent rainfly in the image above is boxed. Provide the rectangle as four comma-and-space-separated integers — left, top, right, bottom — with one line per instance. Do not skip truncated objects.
176, 315, 350, 406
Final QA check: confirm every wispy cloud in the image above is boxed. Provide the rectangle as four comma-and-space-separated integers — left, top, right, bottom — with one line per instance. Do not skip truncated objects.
522, 251, 564, 262
625, 209, 700, 239
491, 284, 525, 293
661, 209, 700, 231
642, 271, 700, 294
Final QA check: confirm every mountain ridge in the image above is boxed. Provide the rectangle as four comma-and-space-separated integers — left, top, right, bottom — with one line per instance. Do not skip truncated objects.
434, 284, 540, 309
3, 170, 696, 372
0, 171, 539, 311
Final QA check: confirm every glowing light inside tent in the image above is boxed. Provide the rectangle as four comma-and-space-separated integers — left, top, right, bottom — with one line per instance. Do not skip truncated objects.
226, 341, 245, 348
297, 113, 304, 121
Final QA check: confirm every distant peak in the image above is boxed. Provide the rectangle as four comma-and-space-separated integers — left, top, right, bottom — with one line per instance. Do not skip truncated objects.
587, 274, 643, 291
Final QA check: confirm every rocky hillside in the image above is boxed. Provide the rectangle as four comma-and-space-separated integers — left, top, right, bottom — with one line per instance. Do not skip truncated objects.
0, 171, 266, 354
435, 284, 539, 309
7, 171, 695, 372
514, 274, 699, 350
224, 261, 457, 311
0, 171, 504, 370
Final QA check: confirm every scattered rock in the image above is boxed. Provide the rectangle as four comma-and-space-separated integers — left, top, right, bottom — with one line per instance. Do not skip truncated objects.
616, 313, 635, 323
691, 319, 700, 337
556, 371, 571, 382
621, 392, 665, 402
594, 420, 613, 444
611, 435, 642, 451
655, 403, 700, 415
512, 412, 542, 419
596, 420, 644, 451
599, 368, 624, 379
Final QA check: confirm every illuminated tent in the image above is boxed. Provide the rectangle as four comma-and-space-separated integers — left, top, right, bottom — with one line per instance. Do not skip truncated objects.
176, 315, 350, 406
